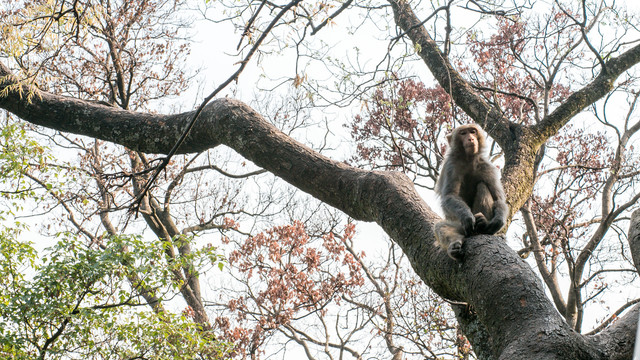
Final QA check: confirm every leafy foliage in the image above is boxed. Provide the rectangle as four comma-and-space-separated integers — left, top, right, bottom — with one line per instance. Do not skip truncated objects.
0, 232, 230, 359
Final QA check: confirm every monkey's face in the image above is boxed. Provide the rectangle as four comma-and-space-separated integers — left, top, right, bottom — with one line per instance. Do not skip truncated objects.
458, 128, 479, 156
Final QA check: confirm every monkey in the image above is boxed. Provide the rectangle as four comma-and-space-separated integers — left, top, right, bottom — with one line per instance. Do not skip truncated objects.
434, 124, 509, 260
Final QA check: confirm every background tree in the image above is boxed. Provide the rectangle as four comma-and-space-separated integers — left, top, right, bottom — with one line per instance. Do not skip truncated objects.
211, 221, 466, 359
1, 0, 640, 359
1, 0, 231, 358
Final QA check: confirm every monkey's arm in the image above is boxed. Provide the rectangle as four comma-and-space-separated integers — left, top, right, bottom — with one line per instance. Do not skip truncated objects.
442, 195, 476, 235
439, 174, 476, 236
479, 199, 508, 234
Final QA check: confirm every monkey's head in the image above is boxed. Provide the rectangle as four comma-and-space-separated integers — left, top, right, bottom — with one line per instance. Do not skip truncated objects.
447, 124, 485, 157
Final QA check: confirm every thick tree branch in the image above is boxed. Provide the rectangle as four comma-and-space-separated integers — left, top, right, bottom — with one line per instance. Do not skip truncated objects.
629, 208, 640, 275
534, 42, 640, 142
0, 61, 428, 225
591, 304, 639, 360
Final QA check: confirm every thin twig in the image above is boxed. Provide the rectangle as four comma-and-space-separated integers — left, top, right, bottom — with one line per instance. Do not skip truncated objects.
133, 0, 303, 214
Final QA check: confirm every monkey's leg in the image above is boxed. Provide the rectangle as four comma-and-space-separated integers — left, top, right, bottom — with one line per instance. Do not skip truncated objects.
435, 221, 465, 260
474, 213, 488, 231
472, 183, 496, 234
472, 182, 494, 218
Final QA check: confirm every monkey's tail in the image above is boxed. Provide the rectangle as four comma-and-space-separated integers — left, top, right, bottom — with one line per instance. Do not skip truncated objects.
434, 221, 465, 259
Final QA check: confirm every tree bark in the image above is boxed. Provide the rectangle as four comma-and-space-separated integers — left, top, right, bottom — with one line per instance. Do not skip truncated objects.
629, 209, 640, 275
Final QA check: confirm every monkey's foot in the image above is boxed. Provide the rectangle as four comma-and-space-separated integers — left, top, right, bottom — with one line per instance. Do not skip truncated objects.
477, 219, 504, 235
447, 240, 464, 260
474, 213, 488, 233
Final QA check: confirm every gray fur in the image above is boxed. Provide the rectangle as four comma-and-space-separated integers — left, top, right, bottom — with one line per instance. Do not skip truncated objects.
435, 124, 509, 260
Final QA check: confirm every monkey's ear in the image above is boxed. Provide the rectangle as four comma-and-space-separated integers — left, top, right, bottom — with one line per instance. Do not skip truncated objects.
446, 133, 453, 144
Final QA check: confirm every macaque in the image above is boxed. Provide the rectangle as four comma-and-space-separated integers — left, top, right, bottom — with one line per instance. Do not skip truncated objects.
435, 124, 509, 259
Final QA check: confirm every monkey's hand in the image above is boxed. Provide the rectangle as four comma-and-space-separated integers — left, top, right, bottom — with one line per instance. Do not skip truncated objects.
474, 213, 488, 232
476, 216, 505, 235
461, 215, 475, 237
